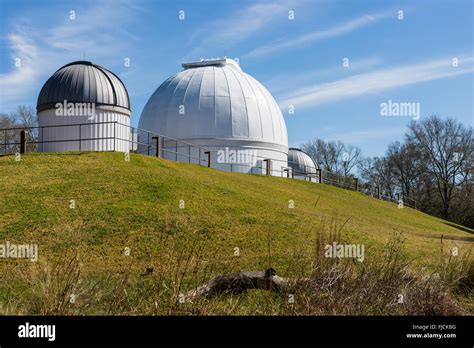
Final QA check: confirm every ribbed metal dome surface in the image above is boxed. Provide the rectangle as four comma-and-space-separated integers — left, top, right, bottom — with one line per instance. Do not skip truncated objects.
288, 148, 317, 175
139, 58, 288, 147
37, 61, 130, 115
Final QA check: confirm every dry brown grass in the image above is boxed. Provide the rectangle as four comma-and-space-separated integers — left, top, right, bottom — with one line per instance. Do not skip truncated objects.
10, 215, 471, 316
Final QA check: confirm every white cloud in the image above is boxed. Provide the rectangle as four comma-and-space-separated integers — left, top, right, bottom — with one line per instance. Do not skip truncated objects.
47, 1, 141, 52
0, 33, 40, 106
244, 10, 394, 58
0, 0, 143, 111
265, 56, 381, 96
186, 1, 291, 59
289, 126, 407, 150
204, 3, 285, 44
279, 56, 474, 109
323, 126, 407, 144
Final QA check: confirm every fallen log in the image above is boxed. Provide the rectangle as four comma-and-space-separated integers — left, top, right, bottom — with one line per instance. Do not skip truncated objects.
186, 268, 290, 300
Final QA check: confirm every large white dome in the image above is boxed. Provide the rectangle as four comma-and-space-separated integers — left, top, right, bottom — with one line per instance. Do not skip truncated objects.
138, 58, 288, 149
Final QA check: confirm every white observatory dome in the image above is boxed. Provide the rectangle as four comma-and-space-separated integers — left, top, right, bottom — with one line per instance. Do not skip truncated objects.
139, 58, 288, 175
288, 148, 318, 182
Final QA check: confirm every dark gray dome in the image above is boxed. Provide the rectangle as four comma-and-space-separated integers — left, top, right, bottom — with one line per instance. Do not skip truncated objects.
37, 61, 131, 115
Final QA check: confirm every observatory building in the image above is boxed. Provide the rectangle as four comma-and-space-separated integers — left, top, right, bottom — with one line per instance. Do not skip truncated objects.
288, 148, 318, 182
37, 61, 131, 152
138, 58, 288, 175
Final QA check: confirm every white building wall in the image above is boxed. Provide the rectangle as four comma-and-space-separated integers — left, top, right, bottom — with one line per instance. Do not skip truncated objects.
137, 138, 288, 177
37, 108, 131, 153
293, 174, 319, 183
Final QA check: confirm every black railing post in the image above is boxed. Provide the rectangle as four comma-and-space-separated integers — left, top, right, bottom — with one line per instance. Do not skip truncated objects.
157, 136, 161, 158
20, 130, 27, 154
354, 178, 359, 191
79, 124, 82, 152
40, 126, 44, 152
317, 168, 322, 183
204, 151, 211, 168
263, 159, 271, 175
152, 136, 160, 158
3, 129, 6, 154
147, 132, 150, 156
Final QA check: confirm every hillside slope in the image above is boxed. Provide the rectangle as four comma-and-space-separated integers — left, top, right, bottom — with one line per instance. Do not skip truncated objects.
0, 152, 472, 314
1, 152, 472, 263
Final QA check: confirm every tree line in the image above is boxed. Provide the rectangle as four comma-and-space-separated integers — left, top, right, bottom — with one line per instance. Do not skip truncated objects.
302, 115, 473, 228
1, 106, 38, 153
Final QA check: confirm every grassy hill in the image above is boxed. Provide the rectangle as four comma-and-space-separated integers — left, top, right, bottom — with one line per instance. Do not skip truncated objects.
0, 152, 472, 315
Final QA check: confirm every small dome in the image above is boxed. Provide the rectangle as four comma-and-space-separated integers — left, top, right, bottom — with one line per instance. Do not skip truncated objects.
139, 58, 288, 148
288, 148, 317, 175
37, 61, 130, 116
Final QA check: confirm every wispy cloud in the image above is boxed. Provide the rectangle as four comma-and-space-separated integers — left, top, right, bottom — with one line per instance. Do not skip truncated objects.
0, 0, 143, 111
186, 1, 292, 59
324, 126, 407, 144
279, 55, 474, 109
244, 10, 394, 58
0, 33, 41, 107
266, 56, 381, 96
47, 1, 142, 52
290, 126, 407, 150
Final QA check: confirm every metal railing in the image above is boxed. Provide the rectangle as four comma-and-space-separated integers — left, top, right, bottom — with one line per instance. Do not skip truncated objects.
0, 121, 416, 209
0, 121, 213, 166
359, 184, 417, 209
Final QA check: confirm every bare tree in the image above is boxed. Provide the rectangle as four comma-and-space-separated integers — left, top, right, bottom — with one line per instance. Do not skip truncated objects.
302, 139, 361, 175
0, 106, 38, 153
358, 156, 396, 198
341, 144, 362, 177
15, 105, 37, 128
386, 141, 421, 198
357, 157, 375, 182
0, 113, 15, 154
330, 141, 345, 174
406, 115, 473, 219
302, 139, 337, 172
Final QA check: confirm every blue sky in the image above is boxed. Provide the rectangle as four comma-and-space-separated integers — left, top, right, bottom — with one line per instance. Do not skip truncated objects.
0, 0, 472, 157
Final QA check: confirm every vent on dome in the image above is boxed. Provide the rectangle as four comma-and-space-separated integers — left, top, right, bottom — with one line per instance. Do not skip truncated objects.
182, 57, 241, 71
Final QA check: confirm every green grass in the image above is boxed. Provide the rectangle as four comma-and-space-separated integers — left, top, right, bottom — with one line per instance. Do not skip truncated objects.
0, 152, 472, 315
